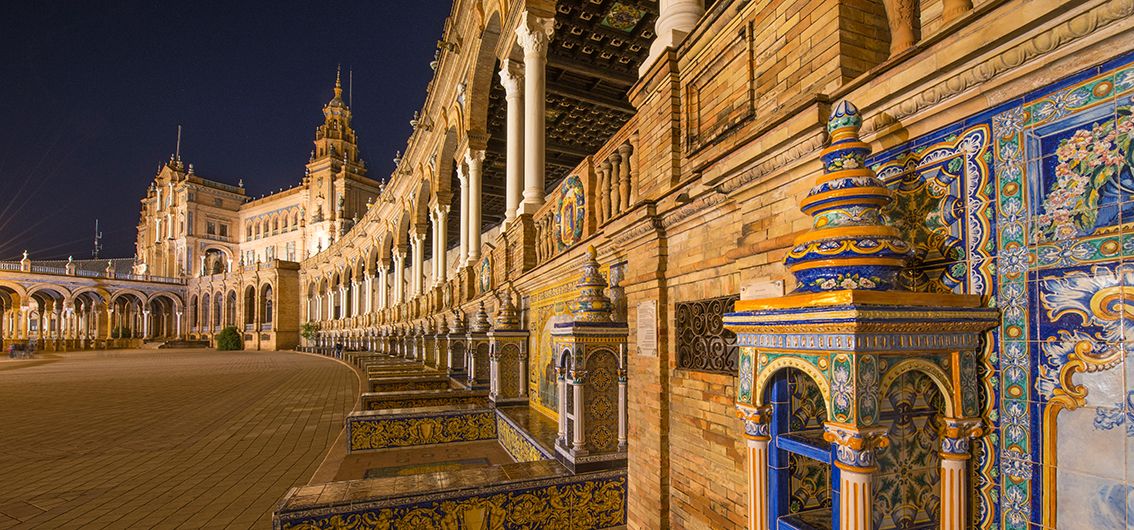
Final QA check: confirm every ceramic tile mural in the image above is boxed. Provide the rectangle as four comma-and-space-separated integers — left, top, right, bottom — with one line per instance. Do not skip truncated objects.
839, 53, 1134, 529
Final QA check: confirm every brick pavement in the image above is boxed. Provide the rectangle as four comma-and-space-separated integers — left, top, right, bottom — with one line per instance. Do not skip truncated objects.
0, 349, 359, 529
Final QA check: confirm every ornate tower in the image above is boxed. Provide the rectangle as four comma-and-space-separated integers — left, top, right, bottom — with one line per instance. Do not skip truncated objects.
304, 67, 370, 254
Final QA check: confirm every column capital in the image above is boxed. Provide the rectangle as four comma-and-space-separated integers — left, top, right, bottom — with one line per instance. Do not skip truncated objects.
516, 12, 555, 57
465, 148, 486, 166
939, 417, 983, 459
736, 404, 772, 441
823, 423, 890, 472
499, 59, 525, 96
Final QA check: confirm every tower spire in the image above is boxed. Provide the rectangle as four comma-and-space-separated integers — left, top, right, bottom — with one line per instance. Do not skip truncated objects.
334, 64, 342, 99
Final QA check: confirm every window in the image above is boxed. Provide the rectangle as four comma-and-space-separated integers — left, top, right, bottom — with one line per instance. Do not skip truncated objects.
246, 225, 252, 240
219, 224, 228, 237
265, 246, 276, 261
285, 241, 295, 261
206, 221, 216, 235
187, 212, 193, 235
214, 198, 223, 207
675, 294, 740, 374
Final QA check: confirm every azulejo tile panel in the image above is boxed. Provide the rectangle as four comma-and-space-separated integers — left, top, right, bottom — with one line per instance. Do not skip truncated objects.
496, 414, 550, 463
347, 410, 497, 452
275, 471, 627, 530
851, 54, 1134, 530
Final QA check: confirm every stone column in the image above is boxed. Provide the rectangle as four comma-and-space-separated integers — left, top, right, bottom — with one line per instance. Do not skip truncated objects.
411, 231, 426, 297
466, 149, 485, 266
641, 0, 705, 75
142, 310, 151, 339
378, 266, 389, 309
457, 163, 469, 267
942, 0, 972, 22
598, 160, 611, 224
516, 13, 554, 215
434, 205, 450, 283
392, 249, 406, 305
939, 418, 981, 530
499, 59, 525, 226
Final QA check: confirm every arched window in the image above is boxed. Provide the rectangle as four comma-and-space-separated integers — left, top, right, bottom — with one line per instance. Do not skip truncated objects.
260, 284, 274, 328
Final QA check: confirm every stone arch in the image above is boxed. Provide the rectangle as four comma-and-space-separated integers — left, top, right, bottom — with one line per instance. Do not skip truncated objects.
243, 285, 256, 325
465, 9, 503, 142
0, 280, 29, 303
146, 290, 184, 310
260, 282, 274, 326
393, 208, 412, 252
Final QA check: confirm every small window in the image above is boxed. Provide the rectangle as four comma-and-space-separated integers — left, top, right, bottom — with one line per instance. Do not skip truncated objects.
206, 221, 216, 235
214, 198, 223, 207
219, 224, 228, 237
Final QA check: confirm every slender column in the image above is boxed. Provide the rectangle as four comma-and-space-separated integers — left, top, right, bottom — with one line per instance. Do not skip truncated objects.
499, 60, 525, 225
571, 371, 586, 452
434, 205, 450, 283
430, 211, 441, 287
392, 249, 406, 305
457, 163, 470, 268
378, 266, 389, 309
516, 13, 554, 215
519, 353, 529, 397
824, 424, 889, 530
489, 349, 500, 399
641, 0, 705, 76
142, 310, 151, 339
739, 406, 772, 530
466, 149, 485, 266
556, 367, 567, 443
411, 232, 426, 296
617, 368, 628, 448
939, 418, 981, 530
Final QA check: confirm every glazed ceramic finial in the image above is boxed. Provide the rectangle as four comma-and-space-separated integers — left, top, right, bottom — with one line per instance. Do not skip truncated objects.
470, 300, 491, 332
573, 245, 612, 322
783, 100, 913, 292
494, 290, 521, 330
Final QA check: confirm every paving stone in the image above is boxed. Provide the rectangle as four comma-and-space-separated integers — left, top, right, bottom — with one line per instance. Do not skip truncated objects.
0, 349, 357, 529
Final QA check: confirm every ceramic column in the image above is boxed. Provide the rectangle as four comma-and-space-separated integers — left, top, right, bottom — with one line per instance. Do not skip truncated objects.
556, 366, 568, 443
824, 424, 889, 530
571, 370, 586, 452
515, 13, 554, 215
618, 368, 628, 449
739, 406, 772, 530
939, 418, 981, 530
499, 59, 525, 226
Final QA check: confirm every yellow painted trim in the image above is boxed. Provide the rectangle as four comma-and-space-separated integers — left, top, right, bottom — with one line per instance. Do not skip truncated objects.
731, 289, 987, 311
787, 257, 907, 272
792, 225, 902, 246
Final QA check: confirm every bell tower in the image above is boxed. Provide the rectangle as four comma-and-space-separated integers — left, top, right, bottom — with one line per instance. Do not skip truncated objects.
304, 66, 370, 254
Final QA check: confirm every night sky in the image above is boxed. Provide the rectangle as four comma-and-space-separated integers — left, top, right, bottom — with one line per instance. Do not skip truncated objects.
0, 1, 451, 261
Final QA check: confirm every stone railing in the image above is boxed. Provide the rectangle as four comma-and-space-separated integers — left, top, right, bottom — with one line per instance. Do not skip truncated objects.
532, 118, 638, 268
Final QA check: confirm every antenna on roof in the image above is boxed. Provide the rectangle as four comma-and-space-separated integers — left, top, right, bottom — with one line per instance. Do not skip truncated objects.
175, 125, 182, 161
349, 68, 353, 109
92, 219, 103, 260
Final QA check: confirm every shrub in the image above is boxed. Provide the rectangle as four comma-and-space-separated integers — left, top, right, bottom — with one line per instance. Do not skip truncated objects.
111, 326, 130, 339
300, 322, 319, 341
216, 326, 243, 351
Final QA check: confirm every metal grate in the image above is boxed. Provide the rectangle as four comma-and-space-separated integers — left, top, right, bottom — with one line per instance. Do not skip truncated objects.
675, 294, 739, 374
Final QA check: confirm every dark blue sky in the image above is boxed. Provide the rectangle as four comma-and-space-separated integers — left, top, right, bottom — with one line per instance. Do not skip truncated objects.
0, 1, 451, 260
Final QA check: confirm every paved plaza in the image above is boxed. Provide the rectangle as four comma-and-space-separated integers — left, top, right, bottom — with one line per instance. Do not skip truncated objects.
0, 349, 359, 529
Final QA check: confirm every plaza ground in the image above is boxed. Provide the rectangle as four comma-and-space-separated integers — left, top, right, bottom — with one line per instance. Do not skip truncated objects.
0, 349, 359, 529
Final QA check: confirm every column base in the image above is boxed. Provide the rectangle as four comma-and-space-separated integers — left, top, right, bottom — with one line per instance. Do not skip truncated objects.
517, 200, 544, 216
